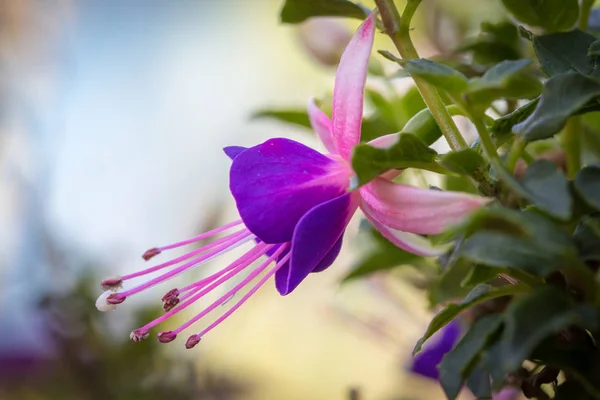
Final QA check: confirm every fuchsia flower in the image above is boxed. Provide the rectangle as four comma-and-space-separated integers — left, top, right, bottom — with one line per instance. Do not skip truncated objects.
96, 14, 489, 348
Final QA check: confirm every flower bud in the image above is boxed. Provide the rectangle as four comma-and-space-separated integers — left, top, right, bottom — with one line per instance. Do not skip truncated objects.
297, 18, 352, 67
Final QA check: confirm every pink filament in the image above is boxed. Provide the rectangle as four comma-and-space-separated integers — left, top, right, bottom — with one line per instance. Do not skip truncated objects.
119, 230, 254, 298
170, 244, 289, 336
194, 250, 291, 339
122, 228, 248, 281
137, 241, 273, 332
156, 219, 243, 251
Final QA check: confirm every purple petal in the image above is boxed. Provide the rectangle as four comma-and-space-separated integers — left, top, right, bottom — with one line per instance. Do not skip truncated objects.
331, 13, 375, 159
409, 319, 462, 380
276, 192, 358, 295
230, 138, 352, 243
312, 234, 344, 273
223, 146, 248, 160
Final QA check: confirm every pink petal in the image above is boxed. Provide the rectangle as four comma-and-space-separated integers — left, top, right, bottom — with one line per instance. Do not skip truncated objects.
308, 98, 336, 153
360, 178, 492, 235
331, 13, 376, 160
363, 209, 451, 257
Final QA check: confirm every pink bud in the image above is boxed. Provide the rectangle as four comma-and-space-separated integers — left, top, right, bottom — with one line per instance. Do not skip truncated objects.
297, 18, 352, 66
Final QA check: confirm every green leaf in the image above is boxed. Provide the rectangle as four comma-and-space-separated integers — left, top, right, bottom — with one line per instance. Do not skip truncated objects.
574, 216, 600, 262
461, 264, 502, 288
555, 381, 598, 400
499, 286, 600, 374
439, 314, 503, 400
493, 159, 572, 220
344, 230, 422, 281
439, 149, 486, 176
414, 283, 529, 355
280, 0, 369, 23
501, 0, 579, 32
403, 108, 443, 146
465, 361, 492, 400
393, 58, 469, 95
490, 97, 539, 138
514, 72, 600, 141
252, 109, 311, 129
532, 29, 598, 77
589, 40, 600, 57
351, 133, 441, 186
465, 59, 542, 111
428, 259, 474, 306
574, 164, 600, 211
457, 21, 521, 66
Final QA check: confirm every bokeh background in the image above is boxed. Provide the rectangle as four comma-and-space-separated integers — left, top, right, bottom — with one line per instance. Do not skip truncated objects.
0, 1, 510, 399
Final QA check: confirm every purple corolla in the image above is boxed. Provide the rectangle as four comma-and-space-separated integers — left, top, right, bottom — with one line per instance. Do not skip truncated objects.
96, 14, 489, 348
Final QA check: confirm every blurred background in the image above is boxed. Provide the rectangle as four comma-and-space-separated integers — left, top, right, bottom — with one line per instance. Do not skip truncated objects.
0, 1, 510, 399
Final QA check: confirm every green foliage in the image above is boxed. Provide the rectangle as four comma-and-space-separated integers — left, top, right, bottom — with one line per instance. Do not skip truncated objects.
351, 133, 441, 186
265, 1, 600, 398
280, 0, 368, 23
514, 72, 600, 141
439, 314, 503, 400
501, 0, 579, 32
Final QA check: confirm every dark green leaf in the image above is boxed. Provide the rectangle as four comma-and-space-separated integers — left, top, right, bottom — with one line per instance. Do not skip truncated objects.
344, 230, 422, 281
589, 40, 600, 57
351, 133, 441, 186
428, 259, 474, 306
574, 164, 600, 211
461, 264, 502, 288
280, 0, 368, 23
490, 97, 539, 138
457, 21, 520, 66
492, 159, 572, 219
439, 314, 503, 400
439, 149, 486, 176
555, 381, 597, 400
394, 58, 469, 94
465, 361, 492, 400
414, 283, 529, 355
499, 286, 600, 374
252, 109, 311, 128
465, 59, 542, 111
574, 216, 600, 261
514, 72, 600, 140
501, 0, 578, 32
532, 29, 598, 77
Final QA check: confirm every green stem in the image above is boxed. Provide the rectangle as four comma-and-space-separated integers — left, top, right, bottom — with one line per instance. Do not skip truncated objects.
374, 0, 468, 152
505, 137, 528, 174
563, 117, 582, 179
521, 150, 534, 165
472, 117, 500, 162
580, 0, 595, 31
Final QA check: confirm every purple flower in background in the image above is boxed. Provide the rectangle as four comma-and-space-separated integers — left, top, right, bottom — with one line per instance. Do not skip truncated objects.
409, 320, 520, 400
409, 319, 461, 380
96, 14, 489, 348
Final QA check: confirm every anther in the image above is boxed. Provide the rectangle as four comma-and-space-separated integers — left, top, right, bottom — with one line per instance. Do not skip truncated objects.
95, 290, 118, 312
185, 334, 201, 349
162, 289, 180, 312
101, 275, 123, 291
157, 331, 177, 343
106, 293, 127, 305
142, 247, 161, 261
130, 329, 149, 342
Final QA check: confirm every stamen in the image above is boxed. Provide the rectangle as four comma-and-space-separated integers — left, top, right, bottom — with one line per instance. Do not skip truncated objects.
190, 251, 291, 343
130, 329, 149, 342
123, 228, 249, 281
136, 242, 273, 334
157, 331, 177, 343
118, 231, 254, 299
107, 293, 127, 305
153, 219, 243, 253
142, 248, 161, 261
185, 334, 201, 349
101, 275, 123, 291
167, 244, 289, 339
162, 289, 180, 312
